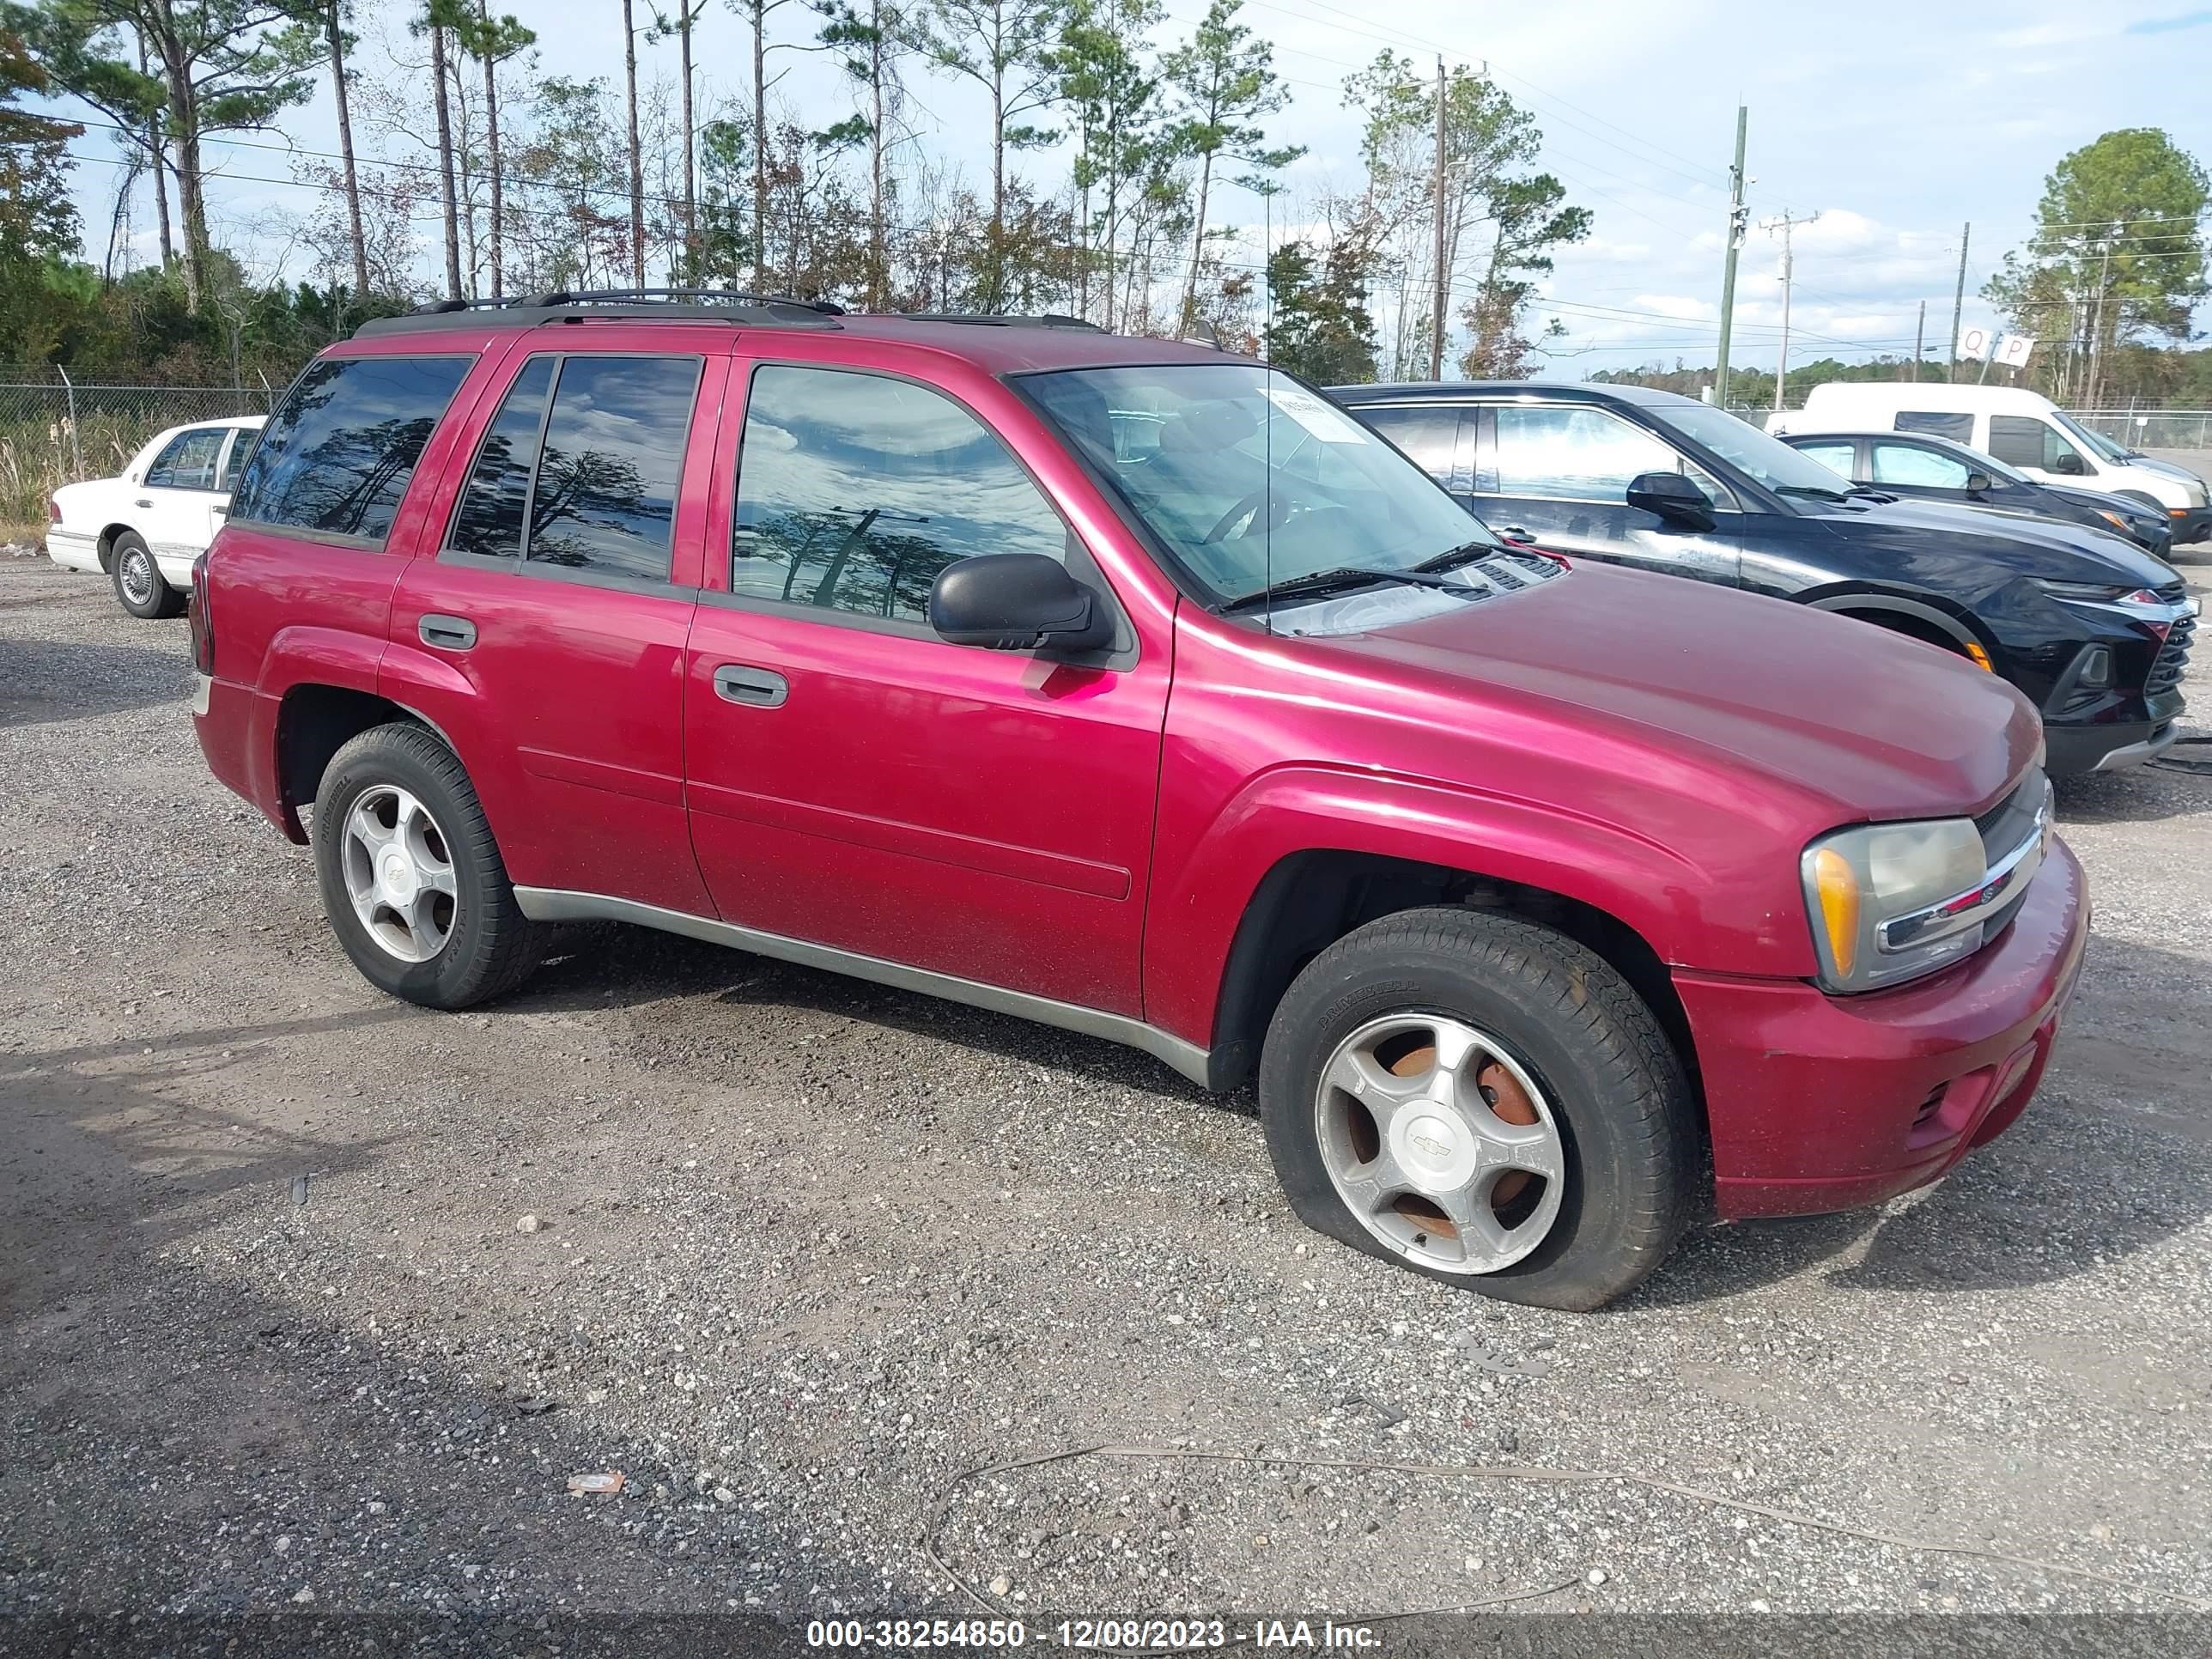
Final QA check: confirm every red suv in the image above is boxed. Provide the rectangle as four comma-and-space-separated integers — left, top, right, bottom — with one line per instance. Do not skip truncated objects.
191, 293, 2086, 1310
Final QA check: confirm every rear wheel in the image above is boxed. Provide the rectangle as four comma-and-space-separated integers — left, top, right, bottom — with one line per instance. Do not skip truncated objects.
313, 722, 541, 1008
1258, 908, 1698, 1311
110, 532, 184, 619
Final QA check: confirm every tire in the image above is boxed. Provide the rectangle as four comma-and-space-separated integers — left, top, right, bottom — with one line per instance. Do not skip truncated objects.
109, 531, 185, 619
312, 721, 542, 1009
1258, 907, 1698, 1311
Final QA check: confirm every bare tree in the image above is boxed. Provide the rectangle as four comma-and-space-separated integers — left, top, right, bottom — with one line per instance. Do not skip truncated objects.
648, 0, 711, 278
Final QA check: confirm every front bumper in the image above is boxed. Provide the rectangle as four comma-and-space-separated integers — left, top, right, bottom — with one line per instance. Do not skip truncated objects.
1677, 837, 2087, 1221
2168, 505, 2211, 546
2045, 718, 2177, 775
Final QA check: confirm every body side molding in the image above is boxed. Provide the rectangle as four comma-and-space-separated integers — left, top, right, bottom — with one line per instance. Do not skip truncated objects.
511, 886, 1212, 1086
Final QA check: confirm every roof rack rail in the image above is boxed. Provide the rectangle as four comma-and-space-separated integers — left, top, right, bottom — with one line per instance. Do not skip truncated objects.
357, 289, 846, 338
897, 312, 1104, 331
401, 287, 844, 317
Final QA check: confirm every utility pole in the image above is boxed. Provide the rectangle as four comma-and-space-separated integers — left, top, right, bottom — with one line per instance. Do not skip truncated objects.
1912, 300, 1925, 381
1713, 106, 1748, 410
1429, 57, 1449, 380
1947, 221, 1970, 381
1761, 208, 1819, 414
2086, 222, 2120, 410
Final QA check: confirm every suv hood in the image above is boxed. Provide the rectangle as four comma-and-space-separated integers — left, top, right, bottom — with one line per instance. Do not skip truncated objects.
1801, 493, 2176, 587
1309, 562, 2037, 823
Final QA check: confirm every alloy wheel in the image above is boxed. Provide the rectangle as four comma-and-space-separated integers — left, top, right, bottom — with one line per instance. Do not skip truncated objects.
1312, 1012, 1566, 1273
340, 784, 459, 963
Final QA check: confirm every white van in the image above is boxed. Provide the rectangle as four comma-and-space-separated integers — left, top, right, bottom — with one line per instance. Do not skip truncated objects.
1771, 383, 2209, 543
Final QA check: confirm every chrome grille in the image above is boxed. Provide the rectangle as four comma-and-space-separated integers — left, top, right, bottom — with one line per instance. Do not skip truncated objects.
2147, 608, 2196, 701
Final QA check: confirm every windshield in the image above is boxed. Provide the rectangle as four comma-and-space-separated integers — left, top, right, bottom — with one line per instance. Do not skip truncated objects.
2054, 409, 2130, 461
1023, 362, 1496, 603
1643, 402, 1856, 495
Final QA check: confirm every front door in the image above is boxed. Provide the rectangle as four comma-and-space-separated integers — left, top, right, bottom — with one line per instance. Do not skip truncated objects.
138, 424, 232, 574
1468, 402, 1741, 586
683, 361, 1168, 1016
386, 340, 724, 917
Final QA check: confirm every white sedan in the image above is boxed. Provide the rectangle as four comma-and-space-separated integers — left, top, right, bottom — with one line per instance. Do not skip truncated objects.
46, 416, 265, 618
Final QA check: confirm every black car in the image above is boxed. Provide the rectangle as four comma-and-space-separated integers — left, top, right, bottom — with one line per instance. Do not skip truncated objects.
1331, 380, 2196, 775
1776, 428, 2173, 558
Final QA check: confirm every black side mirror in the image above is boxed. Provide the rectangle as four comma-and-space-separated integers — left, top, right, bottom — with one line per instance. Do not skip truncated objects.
1965, 471, 1993, 495
1626, 470, 1715, 529
928, 554, 1114, 653
2051, 452, 2089, 477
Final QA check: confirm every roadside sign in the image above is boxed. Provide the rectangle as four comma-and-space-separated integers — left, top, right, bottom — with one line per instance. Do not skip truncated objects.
1956, 325, 1995, 361
1996, 334, 2035, 368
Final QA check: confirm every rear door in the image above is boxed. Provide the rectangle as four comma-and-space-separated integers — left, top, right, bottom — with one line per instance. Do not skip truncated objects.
386, 336, 725, 915
681, 359, 1168, 1016
1469, 401, 1741, 586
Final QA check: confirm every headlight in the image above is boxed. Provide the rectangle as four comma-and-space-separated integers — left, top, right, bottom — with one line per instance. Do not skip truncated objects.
2095, 509, 2132, 533
1802, 818, 1990, 992
2037, 579, 2133, 602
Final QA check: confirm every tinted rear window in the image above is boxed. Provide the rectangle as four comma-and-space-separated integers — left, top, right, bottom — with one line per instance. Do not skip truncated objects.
231, 355, 473, 544
1894, 410, 1974, 442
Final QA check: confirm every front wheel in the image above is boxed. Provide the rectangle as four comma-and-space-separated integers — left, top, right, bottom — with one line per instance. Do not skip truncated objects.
110, 531, 185, 619
1258, 908, 1699, 1311
313, 722, 542, 1008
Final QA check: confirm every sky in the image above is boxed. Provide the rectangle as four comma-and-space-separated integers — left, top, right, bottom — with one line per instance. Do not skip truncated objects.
42, 0, 2212, 379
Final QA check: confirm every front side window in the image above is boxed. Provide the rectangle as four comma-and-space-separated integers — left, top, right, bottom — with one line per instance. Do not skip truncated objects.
1355, 404, 1467, 489
446, 354, 700, 580
1024, 362, 1493, 604
231, 355, 473, 544
1871, 442, 1973, 488
733, 365, 1069, 622
1989, 415, 2082, 472
146, 428, 225, 489
1491, 405, 1678, 503
1895, 410, 1975, 442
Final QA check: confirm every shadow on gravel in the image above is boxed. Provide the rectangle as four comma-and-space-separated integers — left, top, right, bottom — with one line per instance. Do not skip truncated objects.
0, 1010, 886, 1649
2056, 763, 2212, 826
516, 922, 1220, 1105
0, 1008, 422, 1322
0, 635, 190, 730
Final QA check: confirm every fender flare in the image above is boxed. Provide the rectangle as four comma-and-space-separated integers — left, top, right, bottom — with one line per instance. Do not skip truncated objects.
1802, 588, 1985, 655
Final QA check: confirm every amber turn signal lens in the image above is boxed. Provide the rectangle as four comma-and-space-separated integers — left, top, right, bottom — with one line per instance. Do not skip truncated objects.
1963, 640, 1993, 672
1812, 847, 1860, 979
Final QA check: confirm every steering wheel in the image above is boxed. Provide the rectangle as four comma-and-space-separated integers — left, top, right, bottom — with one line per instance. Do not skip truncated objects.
1202, 486, 1292, 545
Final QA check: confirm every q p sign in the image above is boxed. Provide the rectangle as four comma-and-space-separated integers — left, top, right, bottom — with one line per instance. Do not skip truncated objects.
1955, 325, 1994, 362
1996, 333, 2035, 368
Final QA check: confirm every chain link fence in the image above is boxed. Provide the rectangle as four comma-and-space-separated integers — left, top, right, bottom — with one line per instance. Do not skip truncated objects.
0, 371, 274, 540
2063, 409, 2212, 450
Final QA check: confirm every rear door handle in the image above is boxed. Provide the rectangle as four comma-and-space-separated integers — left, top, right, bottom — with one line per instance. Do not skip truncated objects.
714, 664, 788, 707
135, 498, 154, 509
419, 613, 478, 651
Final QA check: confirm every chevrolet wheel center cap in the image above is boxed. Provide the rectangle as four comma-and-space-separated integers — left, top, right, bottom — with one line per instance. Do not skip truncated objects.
1395, 1111, 1478, 1189
381, 853, 417, 902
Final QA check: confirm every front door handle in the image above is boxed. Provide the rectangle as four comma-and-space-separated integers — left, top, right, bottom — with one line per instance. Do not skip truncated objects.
714, 664, 789, 707
135, 498, 154, 509
419, 613, 478, 651
1498, 524, 1534, 544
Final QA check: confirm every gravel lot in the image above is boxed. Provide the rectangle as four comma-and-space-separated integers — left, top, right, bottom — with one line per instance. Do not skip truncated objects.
3, 550, 2210, 1653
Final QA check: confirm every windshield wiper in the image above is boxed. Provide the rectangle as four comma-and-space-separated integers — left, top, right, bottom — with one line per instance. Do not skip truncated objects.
1216, 565, 1484, 615
1412, 538, 1504, 574
1774, 483, 1850, 502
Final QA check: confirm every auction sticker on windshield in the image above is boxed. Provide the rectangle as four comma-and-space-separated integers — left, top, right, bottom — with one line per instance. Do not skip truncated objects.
1263, 385, 1366, 443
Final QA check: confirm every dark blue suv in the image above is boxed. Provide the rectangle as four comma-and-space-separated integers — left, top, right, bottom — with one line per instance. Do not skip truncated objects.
1333, 380, 2195, 776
